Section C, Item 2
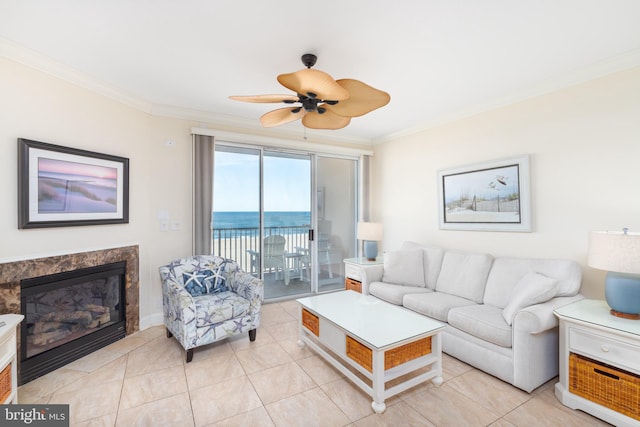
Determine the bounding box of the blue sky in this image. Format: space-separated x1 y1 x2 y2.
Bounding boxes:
213 150 311 212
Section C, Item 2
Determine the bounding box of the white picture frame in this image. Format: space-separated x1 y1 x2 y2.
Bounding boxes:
438 155 531 232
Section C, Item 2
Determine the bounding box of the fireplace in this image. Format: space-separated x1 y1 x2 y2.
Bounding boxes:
0 245 139 385
20 262 127 384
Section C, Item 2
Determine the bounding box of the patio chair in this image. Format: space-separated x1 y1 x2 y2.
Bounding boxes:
247 235 290 285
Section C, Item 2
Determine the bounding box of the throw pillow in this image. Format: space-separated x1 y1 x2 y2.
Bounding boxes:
206 265 228 294
382 249 425 287
183 270 213 297
502 272 559 325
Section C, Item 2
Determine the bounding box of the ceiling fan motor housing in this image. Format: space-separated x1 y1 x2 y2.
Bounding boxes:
301 53 317 68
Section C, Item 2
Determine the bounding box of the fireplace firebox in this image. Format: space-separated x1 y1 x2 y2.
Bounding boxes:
20 261 126 384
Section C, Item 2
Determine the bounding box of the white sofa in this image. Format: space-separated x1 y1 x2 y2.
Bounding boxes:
360 241 584 393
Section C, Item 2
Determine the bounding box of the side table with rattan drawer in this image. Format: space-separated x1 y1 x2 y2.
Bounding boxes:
343 257 383 295
555 300 640 427
0 314 25 404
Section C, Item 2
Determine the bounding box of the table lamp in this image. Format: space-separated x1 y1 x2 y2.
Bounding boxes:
357 222 383 261
588 228 640 319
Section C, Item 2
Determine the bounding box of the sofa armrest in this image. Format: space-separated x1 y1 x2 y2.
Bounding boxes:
513 294 585 334
360 264 384 295
360 264 384 285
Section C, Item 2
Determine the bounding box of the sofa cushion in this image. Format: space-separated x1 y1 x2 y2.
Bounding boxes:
502 273 559 325
193 291 250 327
403 292 476 322
401 241 445 290
448 305 512 348
483 258 581 308
435 250 494 303
382 249 426 287
369 282 432 305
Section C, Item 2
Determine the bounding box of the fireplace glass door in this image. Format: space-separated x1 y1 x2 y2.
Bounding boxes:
20 261 126 383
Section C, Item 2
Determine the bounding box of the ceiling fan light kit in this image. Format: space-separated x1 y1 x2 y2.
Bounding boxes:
229 53 390 130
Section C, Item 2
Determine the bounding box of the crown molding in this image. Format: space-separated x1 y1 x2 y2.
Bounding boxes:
4 36 639 147
151 104 371 146
191 127 373 157
375 48 640 144
0 37 372 146
0 37 154 113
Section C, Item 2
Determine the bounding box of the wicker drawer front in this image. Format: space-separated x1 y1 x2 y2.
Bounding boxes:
570 353 640 421
0 363 11 403
345 278 362 293
346 336 372 372
302 309 319 336
385 337 432 370
570 328 640 373
346 336 433 373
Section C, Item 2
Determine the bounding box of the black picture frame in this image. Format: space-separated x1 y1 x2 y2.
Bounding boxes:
18 138 129 229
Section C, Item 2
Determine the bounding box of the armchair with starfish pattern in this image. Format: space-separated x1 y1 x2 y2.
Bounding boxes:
159 255 264 362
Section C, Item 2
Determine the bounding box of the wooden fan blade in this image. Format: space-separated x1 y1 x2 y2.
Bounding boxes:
277 69 350 101
325 79 390 117
229 94 299 103
260 107 306 127
301 110 351 130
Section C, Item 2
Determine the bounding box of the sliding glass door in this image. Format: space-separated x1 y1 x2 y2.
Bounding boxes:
211 145 261 274
315 156 357 292
262 150 312 299
212 142 357 301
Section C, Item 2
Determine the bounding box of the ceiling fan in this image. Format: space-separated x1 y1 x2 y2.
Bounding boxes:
229 53 390 130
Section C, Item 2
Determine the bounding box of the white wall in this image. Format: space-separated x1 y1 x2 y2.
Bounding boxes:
0 58 193 328
371 66 640 299
4 54 639 317
0 56 364 327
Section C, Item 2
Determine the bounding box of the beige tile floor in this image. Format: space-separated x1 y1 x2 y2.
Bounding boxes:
18 300 612 426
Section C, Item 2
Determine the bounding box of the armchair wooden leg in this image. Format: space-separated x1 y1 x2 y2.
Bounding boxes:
166 328 173 338
186 349 194 363
249 329 257 342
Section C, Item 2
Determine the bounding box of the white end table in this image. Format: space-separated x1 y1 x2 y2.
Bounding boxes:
0 314 25 404
343 257 383 294
554 299 640 426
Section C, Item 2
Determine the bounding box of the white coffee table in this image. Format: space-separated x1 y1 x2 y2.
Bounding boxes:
297 290 445 413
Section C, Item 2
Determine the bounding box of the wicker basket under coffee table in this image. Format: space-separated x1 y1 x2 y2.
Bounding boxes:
297 290 445 414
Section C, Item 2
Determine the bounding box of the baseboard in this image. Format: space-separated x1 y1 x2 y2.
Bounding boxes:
139 312 163 330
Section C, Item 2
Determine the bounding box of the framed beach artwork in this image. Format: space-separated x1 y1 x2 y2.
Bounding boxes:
18 138 129 229
438 155 531 232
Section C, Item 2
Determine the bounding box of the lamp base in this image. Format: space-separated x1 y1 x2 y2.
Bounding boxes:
610 309 640 320
363 240 378 262
605 271 640 320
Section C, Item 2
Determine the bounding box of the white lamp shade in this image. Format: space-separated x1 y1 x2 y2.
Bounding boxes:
357 222 383 241
588 230 640 274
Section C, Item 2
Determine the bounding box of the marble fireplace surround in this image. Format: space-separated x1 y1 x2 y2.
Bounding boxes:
0 245 140 370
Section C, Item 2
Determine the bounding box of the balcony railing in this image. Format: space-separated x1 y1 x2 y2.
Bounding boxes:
212 225 310 274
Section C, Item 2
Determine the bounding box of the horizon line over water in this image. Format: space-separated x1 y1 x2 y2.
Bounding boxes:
213 211 311 234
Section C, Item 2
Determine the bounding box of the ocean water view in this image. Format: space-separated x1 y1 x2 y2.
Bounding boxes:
213 211 310 235
212 211 311 267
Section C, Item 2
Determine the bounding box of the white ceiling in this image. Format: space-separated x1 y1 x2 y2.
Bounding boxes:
2 1 640 145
